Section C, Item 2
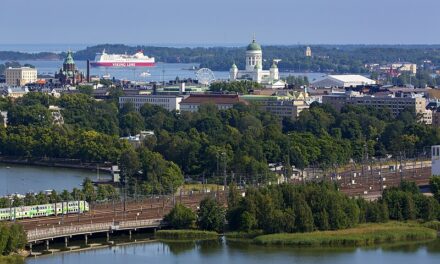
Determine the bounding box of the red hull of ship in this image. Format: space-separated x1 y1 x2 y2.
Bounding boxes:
90 62 155 67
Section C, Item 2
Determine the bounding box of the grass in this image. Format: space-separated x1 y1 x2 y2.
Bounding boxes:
422 220 440 231
253 222 437 247
226 230 265 239
155 230 219 240
182 184 222 192
0 256 24 264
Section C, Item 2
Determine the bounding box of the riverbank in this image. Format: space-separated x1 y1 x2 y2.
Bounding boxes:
0 255 24 264
253 222 437 247
0 157 112 173
156 230 219 240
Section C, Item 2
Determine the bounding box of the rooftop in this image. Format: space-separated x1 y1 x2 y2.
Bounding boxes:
328 75 375 83
180 94 249 105
246 39 262 51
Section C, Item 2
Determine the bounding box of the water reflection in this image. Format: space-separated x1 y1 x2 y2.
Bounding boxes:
26 238 440 264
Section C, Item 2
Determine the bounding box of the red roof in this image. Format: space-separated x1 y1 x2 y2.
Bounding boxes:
180 94 249 105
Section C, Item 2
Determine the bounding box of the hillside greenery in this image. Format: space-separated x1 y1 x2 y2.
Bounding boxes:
1 91 440 193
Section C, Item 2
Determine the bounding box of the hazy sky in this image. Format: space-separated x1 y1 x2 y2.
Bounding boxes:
1 0 439 45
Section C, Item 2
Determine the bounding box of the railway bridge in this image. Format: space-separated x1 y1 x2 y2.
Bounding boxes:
19 192 224 254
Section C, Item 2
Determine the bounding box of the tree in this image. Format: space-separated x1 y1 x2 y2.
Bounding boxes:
82 178 97 202
430 177 440 202
4 224 26 254
294 195 314 232
60 190 72 201
35 192 48 204
120 112 145 136
97 185 109 201
239 211 257 232
49 190 61 203
227 182 241 208
23 193 37 206
197 197 225 232
71 188 85 201
164 204 196 229
119 149 140 185
0 224 10 255
77 85 94 96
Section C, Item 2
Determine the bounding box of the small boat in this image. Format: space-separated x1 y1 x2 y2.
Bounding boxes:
140 71 151 77
102 74 111 79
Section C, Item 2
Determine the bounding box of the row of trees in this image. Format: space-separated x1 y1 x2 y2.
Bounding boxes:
382 180 440 221
209 81 262 94
0 224 26 256
390 70 440 88
0 179 119 208
283 75 310 88
2 91 440 188
227 182 362 233
163 179 440 235
0 125 130 162
226 181 439 234
284 103 440 163
164 196 225 233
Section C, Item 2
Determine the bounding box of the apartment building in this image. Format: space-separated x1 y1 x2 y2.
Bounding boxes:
119 95 183 112
5 67 37 86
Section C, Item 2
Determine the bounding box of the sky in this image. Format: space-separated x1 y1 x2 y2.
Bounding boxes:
1 0 439 46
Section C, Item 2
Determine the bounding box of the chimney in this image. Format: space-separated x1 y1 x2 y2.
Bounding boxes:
179 82 186 93
86 60 90 82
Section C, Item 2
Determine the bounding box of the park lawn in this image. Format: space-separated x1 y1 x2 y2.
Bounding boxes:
156 230 219 240
254 222 437 247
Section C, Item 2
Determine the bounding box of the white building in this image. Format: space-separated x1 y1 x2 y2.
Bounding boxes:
119 95 183 112
305 46 312 57
230 38 286 89
311 75 376 88
432 145 440 176
5 87 29 98
5 67 37 86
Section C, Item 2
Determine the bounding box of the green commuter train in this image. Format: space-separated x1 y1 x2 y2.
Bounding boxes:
0 201 89 221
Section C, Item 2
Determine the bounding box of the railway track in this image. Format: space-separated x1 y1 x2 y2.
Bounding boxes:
17 192 225 232
14 166 432 231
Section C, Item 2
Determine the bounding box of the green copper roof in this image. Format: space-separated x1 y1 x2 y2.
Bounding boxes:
231 63 237 69
64 51 75 65
247 39 262 51
271 62 278 68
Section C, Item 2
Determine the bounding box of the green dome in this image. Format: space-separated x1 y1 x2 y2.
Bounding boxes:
231 63 237 69
247 39 262 51
64 51 75 65
271 62 278 69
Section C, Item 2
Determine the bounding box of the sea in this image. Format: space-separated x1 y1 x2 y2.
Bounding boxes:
0 44 326 83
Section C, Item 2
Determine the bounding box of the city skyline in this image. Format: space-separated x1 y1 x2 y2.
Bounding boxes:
1 0 440 45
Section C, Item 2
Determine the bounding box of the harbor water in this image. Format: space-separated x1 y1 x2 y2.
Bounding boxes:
0 163 108 196
25 238 440 264
0 60 326 83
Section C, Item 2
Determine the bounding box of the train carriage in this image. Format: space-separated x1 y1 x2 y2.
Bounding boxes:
0 200 89 221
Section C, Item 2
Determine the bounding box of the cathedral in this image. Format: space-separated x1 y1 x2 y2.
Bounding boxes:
229 38 286 89
55 51 84 85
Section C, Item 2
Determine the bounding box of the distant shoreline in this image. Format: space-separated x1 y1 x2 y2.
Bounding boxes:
0 156 112 174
